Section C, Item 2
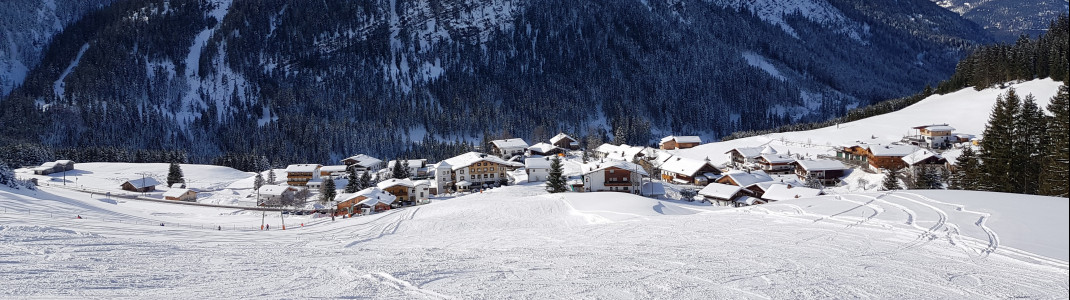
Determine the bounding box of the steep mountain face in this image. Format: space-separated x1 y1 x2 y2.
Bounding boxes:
931 0 1069 41
0 0 991 164
0 0 117 96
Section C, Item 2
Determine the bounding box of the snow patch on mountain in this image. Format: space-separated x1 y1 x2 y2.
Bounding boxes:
742 51 785 81
52 43 89 100
711 0 860 39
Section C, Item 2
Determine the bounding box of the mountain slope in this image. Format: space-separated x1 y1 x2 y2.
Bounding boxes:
1 0 991 163
931 0 1069 41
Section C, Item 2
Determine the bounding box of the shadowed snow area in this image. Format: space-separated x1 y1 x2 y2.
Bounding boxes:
1 184 1067 298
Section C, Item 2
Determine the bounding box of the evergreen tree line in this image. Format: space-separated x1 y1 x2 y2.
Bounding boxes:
950 85 1069 197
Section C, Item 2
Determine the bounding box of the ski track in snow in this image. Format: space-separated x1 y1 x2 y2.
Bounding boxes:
0 184 1067 298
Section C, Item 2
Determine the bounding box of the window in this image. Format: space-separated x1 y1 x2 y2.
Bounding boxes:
490 167 495 171
471 175 476 179
491 174 495 178
460 170 465 174
483 174 488 179
609 169 615 173
610 177 616 182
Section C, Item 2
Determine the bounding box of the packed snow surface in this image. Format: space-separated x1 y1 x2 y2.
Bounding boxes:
1 182 1066 298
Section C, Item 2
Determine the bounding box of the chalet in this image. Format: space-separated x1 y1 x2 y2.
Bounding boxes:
901 149 948 168
340 154 383 171
865 144 919 170
431 152 524 193
716 171 774 187
761 184 822 202
660 135 702 150
525 157 552 182
527 143 565 157
550 133 580 150
754 147 795 174
163 188 197 202
698 183 763 207
903 124 957 149
580 160 648 194
257 185 296 206
725 147 763 168
335 187 397 216
376 178 430 205
657 155 721 186
794 160 848 186
319 165 350 178
285 164 322 186
489 138 530 158
838 142 871 162
121 177 160 193
744 181 780 198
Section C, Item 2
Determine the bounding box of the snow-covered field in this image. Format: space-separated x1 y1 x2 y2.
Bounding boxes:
1 183 1066 298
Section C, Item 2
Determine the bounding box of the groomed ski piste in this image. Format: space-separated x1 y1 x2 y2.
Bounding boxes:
1 181 1067 298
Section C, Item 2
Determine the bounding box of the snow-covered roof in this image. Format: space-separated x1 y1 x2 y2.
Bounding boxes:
320 165 349 173
759 154 795 164
594 143 620 154
285 164 322 173
490 138 530 150
795 160 847 171
726 147 763 158
527 142 561 154
39 162 57 168
550 133 575 144
377 178 415 189
169 183 184 188
525 157 553 169
54 160 73 165
734 196 762 205
441 152 523 170
698 183 742 200
659 156 716 177
868 144 919 157
386 159 427 169
124 177 160 189
355 187 397 206
162 188 193 198
760 146 778 155
581 160 648 176
748 181 780 193
661 135 702 144
412 180 431 187
258 185 292 196
762 184 822 201
901 149 943 165
341 154 382 167
722 171 773 187
916 124 955 132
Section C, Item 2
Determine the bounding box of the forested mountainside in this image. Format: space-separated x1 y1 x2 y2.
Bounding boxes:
0 0 991 165
0 0 118 96
931 0 1069 42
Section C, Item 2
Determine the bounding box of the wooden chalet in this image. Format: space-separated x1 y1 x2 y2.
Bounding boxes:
121 177 160 193
660 135 702 150
550 133 580 150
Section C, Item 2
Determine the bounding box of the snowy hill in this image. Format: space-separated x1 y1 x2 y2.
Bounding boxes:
671 79 1065 166
0 183 1066 297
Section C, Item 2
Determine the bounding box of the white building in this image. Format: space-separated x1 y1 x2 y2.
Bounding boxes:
580 160 649 194
525 157 553 182
376 178 431 204
432 152 524 193
257 185 296 206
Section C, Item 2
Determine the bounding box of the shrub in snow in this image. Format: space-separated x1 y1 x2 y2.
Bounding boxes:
0 163 34 190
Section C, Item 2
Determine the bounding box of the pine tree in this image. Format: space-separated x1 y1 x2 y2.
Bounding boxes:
320 177 337 204
1041 83 1070 197
546 157 567 193
166 162 184 187
950 147 981 190
253 173 265 191
882 167 903 191
359 170 373 190
267 169 277 185
1014 94 1046 194
582 149 590 163
344 166 361 193
979 90 1020 192
400 159 412 178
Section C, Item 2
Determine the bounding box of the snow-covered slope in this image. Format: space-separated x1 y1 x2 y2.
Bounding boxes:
1 183 1066 298
672 79 1064 165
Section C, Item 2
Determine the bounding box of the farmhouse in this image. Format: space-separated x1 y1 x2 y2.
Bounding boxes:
580 160 648 194
163 188 197 202
550 133 580 150
319 165 350 178
716 171 774 187
432 152 524 193
257 185 296 206
376 178 430 205
725 147 763 168
31 160 75 175
865 144 919 170
698 183 763 207
525 157 552 182
903 124 957 149
335 187 397 216
340 154 383 171
285 164 322 186
901 149 948 168
489 138 530 158
121 177 160 193
527 143 565 157
660 135 702 150
657 155 721 186
794 160 848 186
